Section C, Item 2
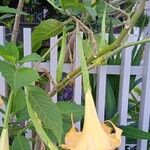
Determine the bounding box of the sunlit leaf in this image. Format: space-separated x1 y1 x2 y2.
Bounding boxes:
25 87 58 150
27 86 63 144
19 53 44 65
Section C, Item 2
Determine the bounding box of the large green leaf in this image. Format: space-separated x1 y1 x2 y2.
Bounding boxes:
19 53 44 65
27 86 63 144
11 135 31 150
12 89 26 113
0 6 28 15
14 68 39 91
0 61 39 91
0 42 19 63
25 87 58 150
32 19 64 52
121 126 150 140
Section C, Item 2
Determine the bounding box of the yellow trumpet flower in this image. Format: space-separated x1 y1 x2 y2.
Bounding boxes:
61 89 122 150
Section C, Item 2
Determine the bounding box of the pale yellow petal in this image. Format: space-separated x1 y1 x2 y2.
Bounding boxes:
61 89 122 150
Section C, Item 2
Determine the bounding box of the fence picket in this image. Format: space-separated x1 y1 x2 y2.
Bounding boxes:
49 36 58 102
137 39 150 150
96 66 107 121
118 46 132 150
0 26 7 127
23 28 33 142
73 33 82 129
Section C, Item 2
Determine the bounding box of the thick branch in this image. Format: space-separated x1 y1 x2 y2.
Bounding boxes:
11 0 25 43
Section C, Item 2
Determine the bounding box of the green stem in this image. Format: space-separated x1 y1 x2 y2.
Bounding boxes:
49 36 149 97
49 0 145 97
3 90 14 129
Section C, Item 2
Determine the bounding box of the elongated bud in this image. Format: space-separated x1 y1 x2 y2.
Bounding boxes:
0 128 9 150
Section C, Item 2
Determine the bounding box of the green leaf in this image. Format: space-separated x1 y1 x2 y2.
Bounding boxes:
0 14 15 20
56 26 67 83
16 108 29 122
11 135 31 150
47 0 63 13
83 39 93 58
121 126 150 140
28 86 63 144
57 101 84 121
77 32 90 93
61 0 85 11
0 6 28 15
0 61 39 91
0 60 16 88
99 6 106 50
19 53 44 65
105 78 117 119
84 5 97 18
14 68 39 91
25 87 58 150
32 19 64 52
12 89 26 113
0 42 19 63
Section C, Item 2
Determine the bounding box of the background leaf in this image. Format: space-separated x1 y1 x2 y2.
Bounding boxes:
32 19 64 51
12 89 26 113
19 53 44 65
0 6 28 15
11 135 31 150
121 126 150 140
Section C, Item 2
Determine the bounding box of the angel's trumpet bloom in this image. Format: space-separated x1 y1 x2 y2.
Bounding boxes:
61 89 122 150
0 128 9 150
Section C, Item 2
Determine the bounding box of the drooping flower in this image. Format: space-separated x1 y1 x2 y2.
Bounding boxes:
61 89 122 150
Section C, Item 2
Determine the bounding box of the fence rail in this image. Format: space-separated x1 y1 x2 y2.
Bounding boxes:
0 25 150 150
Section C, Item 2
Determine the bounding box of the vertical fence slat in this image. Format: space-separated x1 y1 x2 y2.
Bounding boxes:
0 26 7 127
23 28 32 67
0 26 7 97
50 37 58 102
118 45 132 150
23 28 32 142
137 40 150 150
96 66 107 121
73 33 82 129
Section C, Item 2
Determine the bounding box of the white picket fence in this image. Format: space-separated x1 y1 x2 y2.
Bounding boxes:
0 2 150 149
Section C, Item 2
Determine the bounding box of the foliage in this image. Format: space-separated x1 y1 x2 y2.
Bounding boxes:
0 0 150 149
